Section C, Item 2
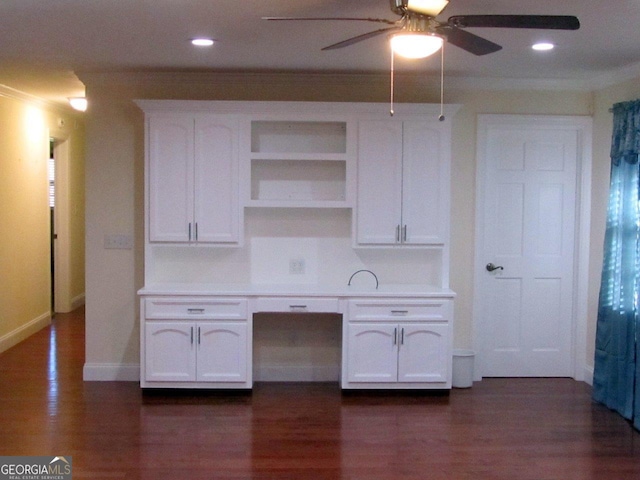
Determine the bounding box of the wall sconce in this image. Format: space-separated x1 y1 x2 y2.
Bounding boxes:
68 97 88 112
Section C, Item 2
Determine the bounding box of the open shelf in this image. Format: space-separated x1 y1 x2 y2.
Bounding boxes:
250 159 347 206
251 121 347 154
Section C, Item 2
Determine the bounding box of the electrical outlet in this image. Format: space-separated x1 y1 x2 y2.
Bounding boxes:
104 234 133 250
289 258 305 275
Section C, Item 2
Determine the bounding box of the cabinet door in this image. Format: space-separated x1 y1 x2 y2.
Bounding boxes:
397 323 449 383
148 115 194 242
196 322 248 382
194 117 240 243
356 120 403 245
401 122 445 245
145 321 196 381
346 323 398 382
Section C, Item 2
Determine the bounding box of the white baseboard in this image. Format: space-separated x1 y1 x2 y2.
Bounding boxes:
83 363 140 381
71 293 85 310
0 311 51 354
254 365 340 382
583 364 594 386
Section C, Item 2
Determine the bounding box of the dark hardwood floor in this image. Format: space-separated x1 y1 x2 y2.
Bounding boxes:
1 307 639 479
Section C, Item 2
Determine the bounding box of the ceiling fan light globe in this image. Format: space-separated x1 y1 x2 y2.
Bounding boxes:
390 33 443 58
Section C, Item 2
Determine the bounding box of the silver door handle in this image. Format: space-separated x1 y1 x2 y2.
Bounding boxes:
486 263 504 272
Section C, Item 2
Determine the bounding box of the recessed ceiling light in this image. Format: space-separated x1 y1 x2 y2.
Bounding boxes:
191 38 215 47
532 42 554 51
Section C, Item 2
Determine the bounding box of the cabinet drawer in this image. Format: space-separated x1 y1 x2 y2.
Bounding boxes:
254 297 339 314
145 297 247 320
348 299 450 322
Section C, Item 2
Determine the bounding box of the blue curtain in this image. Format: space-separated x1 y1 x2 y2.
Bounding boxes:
593 99 640 430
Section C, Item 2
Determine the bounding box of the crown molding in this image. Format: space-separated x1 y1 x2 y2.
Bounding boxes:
78 61 640 95
0 83 79 116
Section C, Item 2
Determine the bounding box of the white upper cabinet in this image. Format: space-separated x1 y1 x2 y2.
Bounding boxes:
194 116 240 243
356 119 449 247
148 115 194 243
148 114 240 244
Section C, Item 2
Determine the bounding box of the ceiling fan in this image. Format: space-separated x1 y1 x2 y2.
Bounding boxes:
264 0 580 118
264 0 580 58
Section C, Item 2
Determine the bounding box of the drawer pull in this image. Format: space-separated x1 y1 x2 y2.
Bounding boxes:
391 310 409 316
289 305 308 311
187 308 205 314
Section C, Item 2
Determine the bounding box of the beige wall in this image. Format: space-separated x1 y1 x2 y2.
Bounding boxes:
82 70 621 380
0 93 85 352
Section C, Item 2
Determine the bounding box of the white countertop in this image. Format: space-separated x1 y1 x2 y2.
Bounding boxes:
138 283 456 298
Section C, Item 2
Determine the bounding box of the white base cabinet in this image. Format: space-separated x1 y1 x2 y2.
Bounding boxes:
140 297 251 389
342 299 452 389
145 321 248 383
139 288 454 390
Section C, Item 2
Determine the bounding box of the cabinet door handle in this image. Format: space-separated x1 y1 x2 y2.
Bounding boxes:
402 225 407 243
394 327 398 345
195 222 198 241
396 225 400 243
190 326 194 345
188 223 192 242
198 326 201 345
401 328 405 345
187 308 205 314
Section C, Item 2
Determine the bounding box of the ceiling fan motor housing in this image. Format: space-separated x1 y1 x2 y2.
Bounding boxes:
390 0 449 17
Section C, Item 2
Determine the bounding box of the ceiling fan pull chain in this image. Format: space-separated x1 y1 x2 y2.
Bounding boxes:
439 42 445 122
390 47 395 116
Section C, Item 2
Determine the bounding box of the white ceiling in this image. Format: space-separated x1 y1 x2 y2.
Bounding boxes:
1 0 639 107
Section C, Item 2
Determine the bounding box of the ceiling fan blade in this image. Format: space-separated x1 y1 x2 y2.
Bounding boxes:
436 26 502 56
448 15 580 30
321 27 401 51
262 17 397 26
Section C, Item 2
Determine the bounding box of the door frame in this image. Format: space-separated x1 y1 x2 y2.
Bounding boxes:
472 114 593 382
50 135 73 313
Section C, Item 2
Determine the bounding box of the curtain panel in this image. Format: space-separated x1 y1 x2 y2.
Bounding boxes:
593 99 640 430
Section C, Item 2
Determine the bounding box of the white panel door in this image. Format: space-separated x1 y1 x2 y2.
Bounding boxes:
346 323 398 382
398 323 449 383
356 121 403 245
196 322 247 382
145 321 195 382
402 122 445 245
194 116 239 243
148 115 194 242
476 119 579 377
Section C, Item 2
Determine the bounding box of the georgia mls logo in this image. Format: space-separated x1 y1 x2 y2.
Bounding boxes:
0 456 72 480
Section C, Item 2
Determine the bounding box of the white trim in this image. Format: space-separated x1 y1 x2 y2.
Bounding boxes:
83 363 140 381
583 364 594 386
572 120 593 381
0 83 80 116
0 312 51 354
254 365 340 382
71 293 86 310
473 115 593 381
79 67 640 93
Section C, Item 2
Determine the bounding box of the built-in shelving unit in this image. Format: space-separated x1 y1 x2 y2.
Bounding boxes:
246 120 353 208
135 100 459 390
